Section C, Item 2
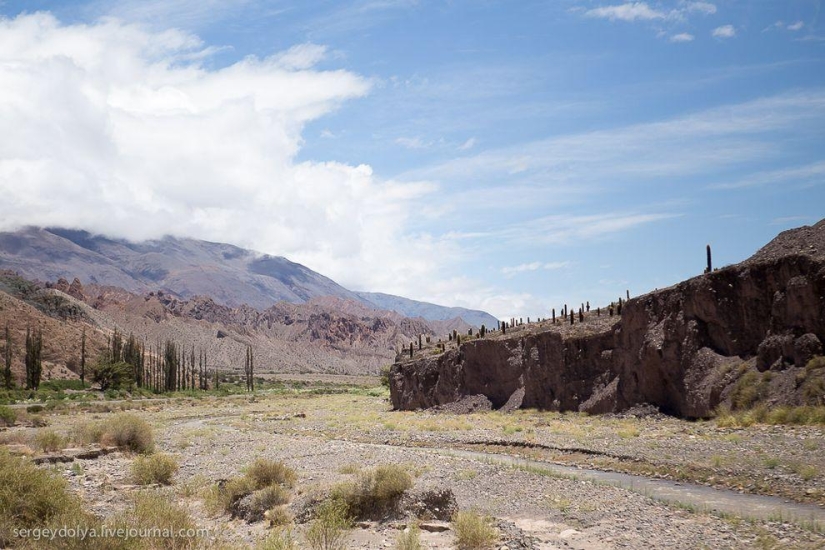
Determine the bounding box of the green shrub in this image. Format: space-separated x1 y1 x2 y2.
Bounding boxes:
253 484 290 510
0 405 16 427
453 510 498 550
333 464 413 519
306 499 351 550
131 453 178 485
730 370 768 410
35 428 68 452
92 360 134 391
247 458 297 489
0 450 82 546
380 366 391 388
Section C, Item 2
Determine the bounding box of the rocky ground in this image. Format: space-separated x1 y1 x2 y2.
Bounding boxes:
4 386 825 549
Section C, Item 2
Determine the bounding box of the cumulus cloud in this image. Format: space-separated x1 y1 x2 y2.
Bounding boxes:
584 1 716 23
584 2 666 22
787 21 805 31
0 12 449 295
712 24 736 38
684 2 717 16
670 32 695 42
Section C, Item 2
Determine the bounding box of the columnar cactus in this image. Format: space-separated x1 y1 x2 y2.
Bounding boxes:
706 244 712 274
552 309 555 323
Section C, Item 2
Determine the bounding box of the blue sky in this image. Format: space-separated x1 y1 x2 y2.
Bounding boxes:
0 1 823 319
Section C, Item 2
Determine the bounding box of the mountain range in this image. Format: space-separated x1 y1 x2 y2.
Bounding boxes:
0 227 497 327
0 227 497 378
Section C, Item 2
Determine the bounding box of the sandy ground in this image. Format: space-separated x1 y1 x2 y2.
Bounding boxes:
6 388 825 549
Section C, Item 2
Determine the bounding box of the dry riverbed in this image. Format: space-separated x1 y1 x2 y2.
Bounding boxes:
4 386 825 549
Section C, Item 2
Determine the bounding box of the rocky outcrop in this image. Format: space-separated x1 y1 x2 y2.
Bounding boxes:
390 220 825 418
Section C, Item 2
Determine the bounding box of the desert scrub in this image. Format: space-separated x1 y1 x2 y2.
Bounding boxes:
131 453 179 485
716 405 825 427
247 458 297 489
35 428 69 452
730 370 769 410
395 522 423 550
0 449 103 547
112 491 201 550
0 404 16 426
257 529 297 550
266 506 293 527
76 413 154 453
332 464 413 519
213 476 256 513
306 499 351 550
453 510 498 549
253 484 291 510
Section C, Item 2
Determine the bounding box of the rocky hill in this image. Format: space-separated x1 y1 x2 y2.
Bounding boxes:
389 219 825 418
0 227 495 327
0 271 453 381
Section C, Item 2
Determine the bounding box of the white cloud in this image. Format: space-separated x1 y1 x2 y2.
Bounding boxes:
787 21 804 31
458 137 477 151
584 1 715 23
685 2 716 15
395 136 430 149
0 12 454 298
404 91 825 190
711 161 825 189
448 213 680 248
712 24 736 38
584 2 666 22
501 261 571 277
670 32 695 42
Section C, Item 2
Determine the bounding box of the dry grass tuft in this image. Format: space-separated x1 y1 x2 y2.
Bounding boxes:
247 458 297 489
306 499 351 550
452 509 498 549
76 413 154 453
131 453 179 485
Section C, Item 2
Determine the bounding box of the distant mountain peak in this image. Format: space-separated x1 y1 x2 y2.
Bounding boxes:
0 227 497 327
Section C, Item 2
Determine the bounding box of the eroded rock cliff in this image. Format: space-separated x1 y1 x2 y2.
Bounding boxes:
390 220 825 418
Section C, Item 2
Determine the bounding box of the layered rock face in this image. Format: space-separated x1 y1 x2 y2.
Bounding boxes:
390 220 825 418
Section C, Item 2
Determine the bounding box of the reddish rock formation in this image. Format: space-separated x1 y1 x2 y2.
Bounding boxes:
390 220 825 418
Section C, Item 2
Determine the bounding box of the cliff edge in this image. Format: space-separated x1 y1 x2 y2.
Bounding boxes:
389 220 825 418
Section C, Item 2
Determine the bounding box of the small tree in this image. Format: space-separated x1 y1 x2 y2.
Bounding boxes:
244 346 254 392
80 328 86 386
3 323 12 390
93 358 134 391
25 327 42 390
